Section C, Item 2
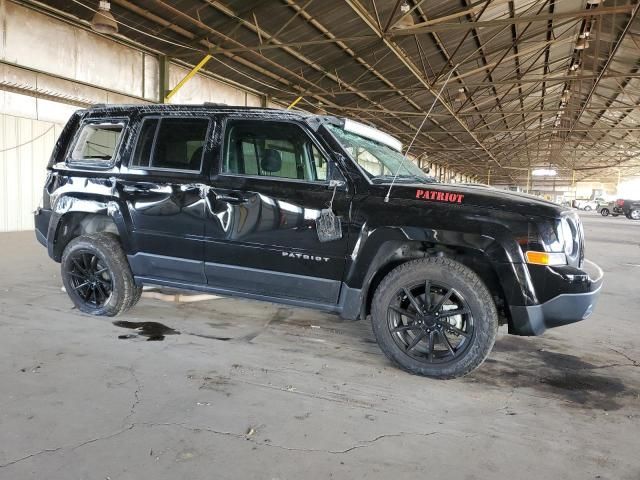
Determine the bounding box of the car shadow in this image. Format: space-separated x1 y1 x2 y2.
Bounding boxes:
465 335 637 411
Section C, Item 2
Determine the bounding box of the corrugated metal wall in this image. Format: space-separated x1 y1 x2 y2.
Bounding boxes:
0 114 62 232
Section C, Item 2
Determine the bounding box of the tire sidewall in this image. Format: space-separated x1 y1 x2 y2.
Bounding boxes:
601 209 609 216
371 258 498 379
61 235 129 316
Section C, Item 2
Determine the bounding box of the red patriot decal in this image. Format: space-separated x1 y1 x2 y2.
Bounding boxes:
415 189 465 204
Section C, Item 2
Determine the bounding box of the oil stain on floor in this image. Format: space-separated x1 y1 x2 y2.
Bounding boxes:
113 321 180 341
465 336 637 411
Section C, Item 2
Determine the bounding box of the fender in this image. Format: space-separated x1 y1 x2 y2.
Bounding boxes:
46 177 133 260
343 218 538 320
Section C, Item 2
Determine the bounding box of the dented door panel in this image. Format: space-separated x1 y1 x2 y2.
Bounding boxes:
203 176 350 303
118 176 206 283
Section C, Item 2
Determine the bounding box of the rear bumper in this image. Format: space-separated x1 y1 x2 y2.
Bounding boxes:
509 259 603 336
34 207 52 248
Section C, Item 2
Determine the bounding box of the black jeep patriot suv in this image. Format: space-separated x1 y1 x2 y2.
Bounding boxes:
35 105 603 378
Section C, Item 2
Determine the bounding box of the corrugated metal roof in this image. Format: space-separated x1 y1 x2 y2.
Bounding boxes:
25 0 640 184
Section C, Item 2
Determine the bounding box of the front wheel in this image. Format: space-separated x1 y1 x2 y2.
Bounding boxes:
371 257 498 379
61 233 138 316
600 208 610 216
630 209 640 220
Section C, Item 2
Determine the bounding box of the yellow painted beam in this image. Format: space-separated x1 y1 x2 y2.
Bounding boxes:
286 96 303 110
164 54 212 102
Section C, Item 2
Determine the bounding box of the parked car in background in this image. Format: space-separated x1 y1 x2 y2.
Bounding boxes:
612 199 640 220
597 201 615 217
576 198 605 211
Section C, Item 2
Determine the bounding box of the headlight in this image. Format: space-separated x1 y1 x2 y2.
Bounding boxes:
523 217 577 266
559 217 575 256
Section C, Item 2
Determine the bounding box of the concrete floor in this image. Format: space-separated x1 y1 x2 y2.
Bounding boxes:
0 211 638 480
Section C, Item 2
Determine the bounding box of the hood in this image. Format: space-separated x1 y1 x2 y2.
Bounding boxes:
375 183 566 219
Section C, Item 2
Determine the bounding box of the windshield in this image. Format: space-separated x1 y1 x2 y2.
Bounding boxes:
326 124 437 184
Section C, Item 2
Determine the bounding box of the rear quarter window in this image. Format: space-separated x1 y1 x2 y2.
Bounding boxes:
68 122 124 167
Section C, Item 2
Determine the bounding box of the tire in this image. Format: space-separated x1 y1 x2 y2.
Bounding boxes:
584 205 592 211
600 208 609 217
630 209 640 221
371 257 498 379
129 285 144 309
61 233 137 316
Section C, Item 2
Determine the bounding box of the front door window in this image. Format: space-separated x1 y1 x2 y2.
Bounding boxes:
223 121 327 182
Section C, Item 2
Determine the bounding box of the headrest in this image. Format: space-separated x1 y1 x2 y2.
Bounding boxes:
261 149 281 173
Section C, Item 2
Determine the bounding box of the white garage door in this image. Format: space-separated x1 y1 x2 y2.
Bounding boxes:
0 114 62 232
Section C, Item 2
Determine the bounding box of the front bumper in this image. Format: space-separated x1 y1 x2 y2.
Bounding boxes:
509 259 604 336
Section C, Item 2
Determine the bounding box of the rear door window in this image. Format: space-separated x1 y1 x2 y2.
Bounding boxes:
131 117 210 172
131 119 158 168
69 122 124 166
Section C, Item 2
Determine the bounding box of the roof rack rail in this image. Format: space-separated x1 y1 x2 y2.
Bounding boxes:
203 102 228 107
89 103 107 109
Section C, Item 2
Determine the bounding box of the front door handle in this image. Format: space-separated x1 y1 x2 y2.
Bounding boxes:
215 192 245 204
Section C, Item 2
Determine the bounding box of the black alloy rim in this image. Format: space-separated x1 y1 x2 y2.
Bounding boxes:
67 251 113 308
387 280 474 364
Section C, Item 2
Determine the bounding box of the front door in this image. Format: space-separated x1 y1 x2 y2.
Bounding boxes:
203 118 351 304
118 115 213 284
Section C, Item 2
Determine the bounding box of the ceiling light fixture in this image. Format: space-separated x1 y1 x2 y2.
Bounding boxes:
91 1 118 34
575 34 590 50
397 2 415 28
532 168 557 177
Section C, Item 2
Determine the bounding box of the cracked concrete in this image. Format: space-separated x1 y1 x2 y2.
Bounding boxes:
1 211 639 479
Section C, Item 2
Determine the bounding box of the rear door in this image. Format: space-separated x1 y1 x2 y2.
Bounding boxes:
203 117 351 304
118 115 213 284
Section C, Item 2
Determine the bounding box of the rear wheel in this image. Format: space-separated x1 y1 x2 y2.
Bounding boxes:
600 208 610 216
371 257 498 379
584 205 592 211
61 233 137 316
630 209 640 220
